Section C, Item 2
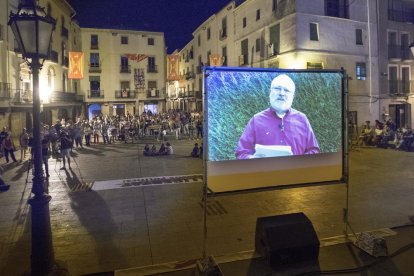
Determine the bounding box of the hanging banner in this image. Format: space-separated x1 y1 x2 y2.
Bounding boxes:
134 68 145 90
209 54 223 66
167 54 180 81
68 52 84 79
124 54 148 62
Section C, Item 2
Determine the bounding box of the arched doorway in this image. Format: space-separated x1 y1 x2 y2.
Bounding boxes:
88 104 102 119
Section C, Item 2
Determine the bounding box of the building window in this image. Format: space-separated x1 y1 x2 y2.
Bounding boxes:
91 34 98 49
207 27 211 40
198 35 201 46
269 24 280 56
356 29 363 45
121 56 129 71
148 56 157 72
256 9 261 21
356 62 366 80
325 0 349 19
272 0 277 11
121 36 128 44
148 37 155 45
243 17 247 28
310 23 319 41
90 53 100 67
256 38 261 52
207 50 211 65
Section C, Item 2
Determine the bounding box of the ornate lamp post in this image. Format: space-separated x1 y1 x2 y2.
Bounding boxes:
8 0 56 275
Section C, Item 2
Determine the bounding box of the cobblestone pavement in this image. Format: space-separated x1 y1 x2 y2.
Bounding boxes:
0 141 413 275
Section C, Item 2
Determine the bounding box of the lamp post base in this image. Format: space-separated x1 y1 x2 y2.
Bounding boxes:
28 193 54 276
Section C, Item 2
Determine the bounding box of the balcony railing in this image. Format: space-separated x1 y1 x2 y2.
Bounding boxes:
146 89 161 98
89 64 101 73
61 26 68 39
115 90 137 99
147 65 158 73
88 89 104 98
120 65 131 73
12 89 32 103
0 83 11 99
388 80 414 96
49 91 82 103
219 28 227 40
91 43 99 50
388 44 401 60
62 56 69 67
49 50 59 63
185 72 195 80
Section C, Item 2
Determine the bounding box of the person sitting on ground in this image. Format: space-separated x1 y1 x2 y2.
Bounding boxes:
191 143 199 157
356 122 373 146
143 144 151 156
158 143 167 155
166 142 173 155
151 144 158 156
199 143 203 159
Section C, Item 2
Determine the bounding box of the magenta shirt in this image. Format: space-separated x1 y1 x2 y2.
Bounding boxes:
235 108 319 159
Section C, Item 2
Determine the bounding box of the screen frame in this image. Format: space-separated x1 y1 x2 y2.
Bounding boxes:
202 66 349 195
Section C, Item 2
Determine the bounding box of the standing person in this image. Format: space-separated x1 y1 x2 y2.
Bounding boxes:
93 120 100 144
41 136 50 178
2 134 17 163
235 74 319 159
0 127 9 154
196 119 203 140
59 131 72 170
74 123 83 148
84 121 92 146
101 121 110 144
19 128 30 162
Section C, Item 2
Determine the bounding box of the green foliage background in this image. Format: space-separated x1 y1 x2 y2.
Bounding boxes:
206 70 343 161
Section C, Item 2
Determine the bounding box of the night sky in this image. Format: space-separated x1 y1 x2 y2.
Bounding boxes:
68 0 230 53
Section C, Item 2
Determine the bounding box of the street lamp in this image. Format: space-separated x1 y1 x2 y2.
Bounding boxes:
8 0 56 275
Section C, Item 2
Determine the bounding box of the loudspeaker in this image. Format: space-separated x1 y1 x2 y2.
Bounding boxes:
255 212 320 266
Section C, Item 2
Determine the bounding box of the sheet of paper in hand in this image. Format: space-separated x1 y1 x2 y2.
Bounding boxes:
254 144 293 157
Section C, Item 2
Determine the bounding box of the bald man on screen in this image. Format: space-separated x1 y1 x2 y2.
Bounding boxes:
235 74 319 159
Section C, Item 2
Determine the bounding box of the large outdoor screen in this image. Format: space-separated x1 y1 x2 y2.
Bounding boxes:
204 67 345 193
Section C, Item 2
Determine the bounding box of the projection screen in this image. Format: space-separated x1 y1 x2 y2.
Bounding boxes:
204 67 346 193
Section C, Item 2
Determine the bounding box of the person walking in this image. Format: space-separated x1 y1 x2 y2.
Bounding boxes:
19 128 30 162
2 134 17 163
41 136 50 178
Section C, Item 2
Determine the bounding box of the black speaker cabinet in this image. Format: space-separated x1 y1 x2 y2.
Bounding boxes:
255 212 320 266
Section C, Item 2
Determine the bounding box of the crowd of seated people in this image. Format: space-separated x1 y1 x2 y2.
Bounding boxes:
143 142 173 156
354 119 414 151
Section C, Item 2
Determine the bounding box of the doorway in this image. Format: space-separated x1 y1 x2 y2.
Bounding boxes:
389 103 411 128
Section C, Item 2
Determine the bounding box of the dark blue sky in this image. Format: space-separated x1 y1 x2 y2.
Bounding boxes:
68 0 230 53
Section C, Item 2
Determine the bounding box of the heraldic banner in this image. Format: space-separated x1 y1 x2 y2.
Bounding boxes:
68 52 84 79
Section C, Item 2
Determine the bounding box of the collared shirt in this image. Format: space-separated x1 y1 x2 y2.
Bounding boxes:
235 108 319 159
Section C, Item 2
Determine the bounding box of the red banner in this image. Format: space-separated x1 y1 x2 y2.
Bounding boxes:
168 55 180 81
124 54 148 62
68 52 84 79
210 54 223 66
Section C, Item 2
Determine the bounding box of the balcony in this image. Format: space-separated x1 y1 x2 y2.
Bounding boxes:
115 90 137 99
88 90 104 98
401 47 412 60
62 56 69 67
120 65 131 73
146 89 161 98
185 71 195 80
388 80 414 96
12 89 32 103
49 50 59 63
89 64 101 73
0 83 11 99
147 65 158 73
219 28 227 40
61 26 68 39
239 54 248 66
91 43 99 50
49 91 83 103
